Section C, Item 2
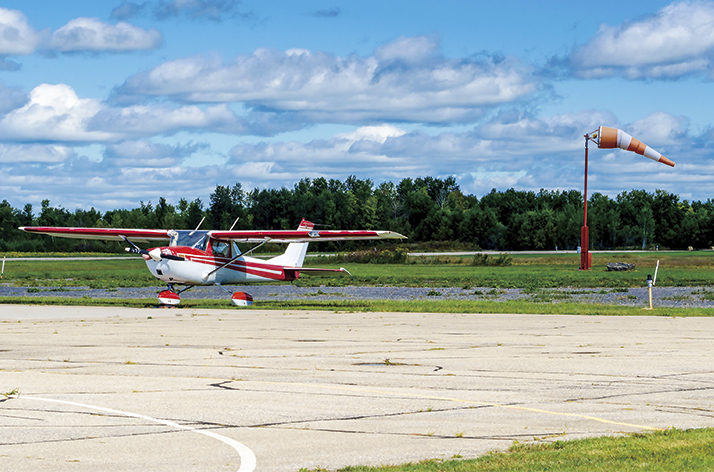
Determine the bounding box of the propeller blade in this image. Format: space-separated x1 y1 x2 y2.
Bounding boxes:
120 235 160 261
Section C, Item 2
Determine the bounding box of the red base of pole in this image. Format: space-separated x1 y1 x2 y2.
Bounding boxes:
580 226 591 270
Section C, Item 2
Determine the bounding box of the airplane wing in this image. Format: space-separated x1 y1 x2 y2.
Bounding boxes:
208 229 406 243
19 227 171 244
19 226 406 244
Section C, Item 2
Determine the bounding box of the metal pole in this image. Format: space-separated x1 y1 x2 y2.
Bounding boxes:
580 135 591 270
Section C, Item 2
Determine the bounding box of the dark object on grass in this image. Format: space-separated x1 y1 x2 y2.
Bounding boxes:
607 262 635 271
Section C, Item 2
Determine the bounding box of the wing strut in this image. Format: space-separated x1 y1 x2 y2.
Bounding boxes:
202 239 269 281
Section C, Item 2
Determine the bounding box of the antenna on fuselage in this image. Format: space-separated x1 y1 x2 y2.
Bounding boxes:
229 217 240 231
189 217 205 236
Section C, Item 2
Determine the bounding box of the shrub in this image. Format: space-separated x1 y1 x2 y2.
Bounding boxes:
471 254 513 267
343 247 408 264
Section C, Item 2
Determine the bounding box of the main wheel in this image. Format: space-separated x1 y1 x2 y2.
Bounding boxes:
231 292 253 306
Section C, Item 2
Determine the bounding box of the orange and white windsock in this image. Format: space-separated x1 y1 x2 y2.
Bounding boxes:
592 126 675 167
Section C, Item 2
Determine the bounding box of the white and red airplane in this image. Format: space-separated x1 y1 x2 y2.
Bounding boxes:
20 219 405 306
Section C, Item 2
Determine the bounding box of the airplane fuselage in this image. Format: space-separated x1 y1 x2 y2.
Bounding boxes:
143 246 298 286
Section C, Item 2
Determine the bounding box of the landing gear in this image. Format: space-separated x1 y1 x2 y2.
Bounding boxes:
157 284 193 306
231 292 253 306
157 284 253 307
216 283 253 307
158 290 181 306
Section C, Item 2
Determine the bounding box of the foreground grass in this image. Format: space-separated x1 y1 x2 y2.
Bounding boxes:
1 296 713 317
300 428 714 472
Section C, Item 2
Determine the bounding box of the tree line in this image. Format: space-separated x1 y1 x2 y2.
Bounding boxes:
1 176 713 252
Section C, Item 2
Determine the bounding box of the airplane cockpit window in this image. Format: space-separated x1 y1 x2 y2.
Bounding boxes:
212 240 230 257
231 241 241 257
192 236 208 251
171 230 208 250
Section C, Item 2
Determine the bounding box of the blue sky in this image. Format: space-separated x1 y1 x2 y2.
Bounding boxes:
1 0 713 212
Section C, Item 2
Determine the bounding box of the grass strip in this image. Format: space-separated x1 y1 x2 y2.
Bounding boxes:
2 296 713 317
300 427 714 472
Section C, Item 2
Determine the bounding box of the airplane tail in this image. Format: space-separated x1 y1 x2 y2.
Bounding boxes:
266 218 313 268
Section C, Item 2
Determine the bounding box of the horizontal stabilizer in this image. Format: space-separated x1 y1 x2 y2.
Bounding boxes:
209 229 405 243
283 267 351 278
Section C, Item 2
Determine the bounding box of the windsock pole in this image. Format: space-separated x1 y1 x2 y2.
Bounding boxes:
580 126 675 270
580 135 591 270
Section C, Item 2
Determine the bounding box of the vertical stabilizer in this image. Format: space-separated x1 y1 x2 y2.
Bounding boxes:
267 219 313 267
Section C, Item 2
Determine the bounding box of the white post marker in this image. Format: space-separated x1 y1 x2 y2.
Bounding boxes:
1 256 5 278
653 260 660 286
647 260 660 310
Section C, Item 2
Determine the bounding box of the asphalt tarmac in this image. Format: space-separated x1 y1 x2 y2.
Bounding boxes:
1 305 713 471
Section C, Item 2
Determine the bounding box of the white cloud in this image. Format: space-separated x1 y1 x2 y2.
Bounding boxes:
335 124 407 144
50 17 162 53
0 154 225 210
0 83 257 143
103 140 207 167
89 103 242 136
0 111 708 211
0 84 116 142
373 35 440 65
113 36 539 124
0 143 74 163
0 9 161 57
570 1 714 79
225 111 698 200
627 112 689 146
0 8 43 55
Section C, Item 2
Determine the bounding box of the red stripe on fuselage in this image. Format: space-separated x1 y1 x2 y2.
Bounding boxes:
162 247 290 281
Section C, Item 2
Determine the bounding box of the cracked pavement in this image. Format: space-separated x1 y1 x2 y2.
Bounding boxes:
1 305 713 471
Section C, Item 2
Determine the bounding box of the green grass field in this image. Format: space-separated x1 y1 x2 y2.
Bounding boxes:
300 428 714 472
2 251 714 318
3 251 714 290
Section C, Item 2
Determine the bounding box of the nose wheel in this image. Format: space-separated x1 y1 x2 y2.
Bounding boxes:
158 289 181 306
157 284 193 306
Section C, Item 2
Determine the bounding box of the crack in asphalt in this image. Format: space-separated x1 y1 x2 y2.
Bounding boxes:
565 385 714 402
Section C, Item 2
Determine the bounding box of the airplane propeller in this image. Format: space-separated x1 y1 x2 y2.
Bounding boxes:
120 235 186 262
121 235 162 261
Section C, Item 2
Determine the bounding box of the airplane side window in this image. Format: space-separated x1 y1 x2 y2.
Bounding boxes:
212 240 230 257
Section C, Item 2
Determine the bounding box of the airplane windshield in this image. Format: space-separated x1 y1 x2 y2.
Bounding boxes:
170 230 209 250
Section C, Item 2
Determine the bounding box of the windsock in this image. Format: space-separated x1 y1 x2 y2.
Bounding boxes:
591 126 675 167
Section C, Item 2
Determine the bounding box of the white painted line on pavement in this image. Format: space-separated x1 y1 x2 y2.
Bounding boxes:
22 396 257 472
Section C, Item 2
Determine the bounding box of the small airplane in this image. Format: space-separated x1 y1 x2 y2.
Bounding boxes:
20 219 405 306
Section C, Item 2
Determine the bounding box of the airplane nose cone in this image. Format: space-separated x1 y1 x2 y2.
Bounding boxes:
148 248 162 262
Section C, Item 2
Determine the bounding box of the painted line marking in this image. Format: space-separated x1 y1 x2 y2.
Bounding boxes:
21 396 257 472
249 381 662 431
